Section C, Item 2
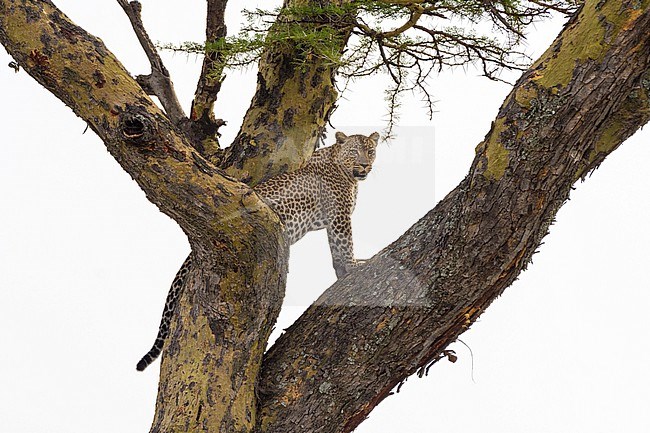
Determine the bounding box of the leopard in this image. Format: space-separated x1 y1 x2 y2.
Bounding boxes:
136 131 380 371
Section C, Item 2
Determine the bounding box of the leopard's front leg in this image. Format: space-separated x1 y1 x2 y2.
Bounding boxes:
326 214 361 279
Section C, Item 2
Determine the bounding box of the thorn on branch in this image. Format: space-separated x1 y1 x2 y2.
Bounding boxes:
8 61 19 73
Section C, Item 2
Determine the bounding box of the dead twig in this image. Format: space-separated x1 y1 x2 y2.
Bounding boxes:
117 0 186 125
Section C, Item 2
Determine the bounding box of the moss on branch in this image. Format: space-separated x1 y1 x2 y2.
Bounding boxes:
533 0 650 88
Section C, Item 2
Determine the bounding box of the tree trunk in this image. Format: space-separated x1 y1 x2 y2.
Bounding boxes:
1 0 649 432
0 1 287 431
150 240 288 433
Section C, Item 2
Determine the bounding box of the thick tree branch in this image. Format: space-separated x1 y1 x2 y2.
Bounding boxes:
377 4 425 38
0 1 288 431
0 0 276 248
117 0 187 125
257 1 650 431
220 0 356 184
185 0 229 160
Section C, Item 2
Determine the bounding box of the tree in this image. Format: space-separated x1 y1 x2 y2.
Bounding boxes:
1 0 649 432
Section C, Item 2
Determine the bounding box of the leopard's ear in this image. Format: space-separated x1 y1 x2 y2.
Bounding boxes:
369 132 380 143
335 131 348 144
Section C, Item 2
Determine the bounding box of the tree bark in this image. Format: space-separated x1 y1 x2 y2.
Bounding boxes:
1 0 649 433
185 0 228 159
117 0 187 127
0 1 287 432
220 0 354 184
255 1 650 431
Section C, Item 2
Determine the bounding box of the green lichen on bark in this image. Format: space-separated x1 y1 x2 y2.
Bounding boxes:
155 250 286 433
5 1 650 433
157 301 235 432
2 7 288 432
1 0 287 241
222 50 340 184
513 84 541 109
0 1 143 128
482 117 510 180
533 0 650 89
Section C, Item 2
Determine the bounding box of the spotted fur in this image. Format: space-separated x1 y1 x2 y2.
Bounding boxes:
136 131 379 371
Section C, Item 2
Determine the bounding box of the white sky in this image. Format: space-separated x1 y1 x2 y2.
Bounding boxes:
1 2 649 432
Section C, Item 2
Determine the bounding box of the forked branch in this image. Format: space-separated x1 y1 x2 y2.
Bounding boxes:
0 0 276 254
189 0 576 136
117 0 186 125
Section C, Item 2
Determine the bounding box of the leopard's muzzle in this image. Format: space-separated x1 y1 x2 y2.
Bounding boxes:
353 165 371 180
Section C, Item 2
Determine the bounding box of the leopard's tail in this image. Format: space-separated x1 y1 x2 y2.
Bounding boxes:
136 255 193 371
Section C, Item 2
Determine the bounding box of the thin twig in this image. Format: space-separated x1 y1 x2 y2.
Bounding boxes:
456 339 476 383
481 0 525 38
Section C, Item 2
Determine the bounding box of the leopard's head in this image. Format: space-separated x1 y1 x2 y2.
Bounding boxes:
334 131 380 181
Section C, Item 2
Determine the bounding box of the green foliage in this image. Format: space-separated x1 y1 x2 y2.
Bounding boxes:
159 0 579 131
159 4 354 79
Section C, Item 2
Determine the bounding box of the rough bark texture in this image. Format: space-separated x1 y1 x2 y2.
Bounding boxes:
2 0 649 433
0 0 258 240
118 0 187 126
151 238 288 433
255 1 650 431
0 1 286 432
185 0 228 160
220 0 354 185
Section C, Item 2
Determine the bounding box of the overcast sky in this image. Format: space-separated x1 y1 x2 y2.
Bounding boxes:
1 2 649 432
